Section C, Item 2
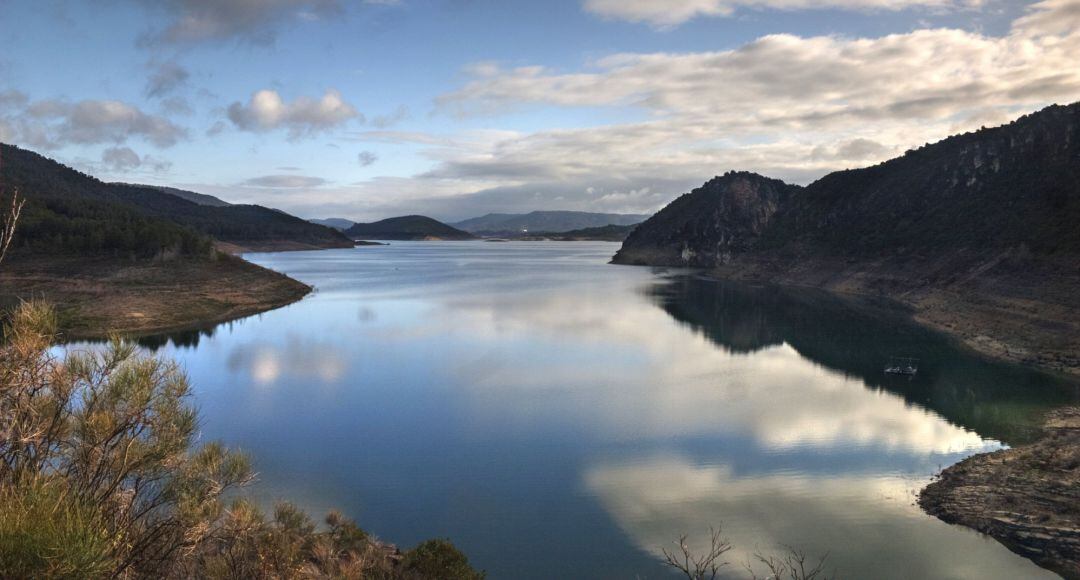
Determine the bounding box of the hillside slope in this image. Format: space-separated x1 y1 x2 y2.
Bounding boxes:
145 185 232 207
613 103 1080 375
2 144 353 254
0 144 325 337
346 215 475 240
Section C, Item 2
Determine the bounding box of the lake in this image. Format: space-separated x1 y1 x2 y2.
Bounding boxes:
93 241 1080 578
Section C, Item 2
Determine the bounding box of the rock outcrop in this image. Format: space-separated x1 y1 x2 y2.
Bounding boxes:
612 172 798 267
920 408 1080 580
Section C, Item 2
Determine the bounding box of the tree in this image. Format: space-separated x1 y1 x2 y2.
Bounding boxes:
660 527 835 580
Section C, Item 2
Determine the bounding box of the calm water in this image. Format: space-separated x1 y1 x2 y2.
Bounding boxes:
81 242 1080 578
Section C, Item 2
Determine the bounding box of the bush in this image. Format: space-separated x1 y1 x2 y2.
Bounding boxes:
0 301 482 579
403 539 486 580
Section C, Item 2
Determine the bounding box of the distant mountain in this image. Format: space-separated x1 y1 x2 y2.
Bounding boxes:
528 224 638 241
309 218 355 231
1 143 354 256
148 185 232 207
452 211 649 235
345 215 475 240
613 102 1080 375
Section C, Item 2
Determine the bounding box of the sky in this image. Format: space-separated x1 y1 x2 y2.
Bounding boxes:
0 0 1078 222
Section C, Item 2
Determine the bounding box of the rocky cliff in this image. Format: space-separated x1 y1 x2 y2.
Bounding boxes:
612 172 798 266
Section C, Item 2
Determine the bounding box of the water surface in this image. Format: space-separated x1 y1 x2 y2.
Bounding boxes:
98 242 1080 578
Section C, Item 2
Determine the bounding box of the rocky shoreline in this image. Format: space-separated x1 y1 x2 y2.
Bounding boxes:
920 408 1080 579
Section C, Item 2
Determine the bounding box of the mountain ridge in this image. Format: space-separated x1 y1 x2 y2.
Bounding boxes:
613 102 1080 376
1 143 353 255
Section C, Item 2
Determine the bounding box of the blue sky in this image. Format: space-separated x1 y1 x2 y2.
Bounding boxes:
0 0 1076 221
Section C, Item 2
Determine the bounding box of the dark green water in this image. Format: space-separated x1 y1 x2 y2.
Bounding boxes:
81 241 1078 578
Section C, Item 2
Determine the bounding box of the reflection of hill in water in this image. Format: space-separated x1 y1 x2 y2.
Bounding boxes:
70 319 241 351
650 276 1079 445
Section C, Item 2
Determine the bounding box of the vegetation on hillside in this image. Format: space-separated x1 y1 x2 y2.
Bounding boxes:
345 215 475 240
452 211 648 235
616 102 1080 267
0 143 351 258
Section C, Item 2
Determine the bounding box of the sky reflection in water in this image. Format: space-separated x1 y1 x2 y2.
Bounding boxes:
89 242 1077 579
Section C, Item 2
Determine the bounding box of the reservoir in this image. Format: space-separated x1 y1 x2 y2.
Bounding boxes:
112 241 1078 579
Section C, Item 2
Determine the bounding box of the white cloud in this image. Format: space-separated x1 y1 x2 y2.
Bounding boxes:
382 0 1080 217
583 0 981 28
227 89 361 140
1 97 188 150
101 146 142 171
100 146 173 173
136 0 342 46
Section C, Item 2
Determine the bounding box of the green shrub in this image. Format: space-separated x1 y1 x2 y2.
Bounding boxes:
404 539 486 580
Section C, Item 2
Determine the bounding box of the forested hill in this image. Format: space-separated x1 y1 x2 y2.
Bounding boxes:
453 211 648 234
1 143 353 257
346 215 475 240
614 102 1080 268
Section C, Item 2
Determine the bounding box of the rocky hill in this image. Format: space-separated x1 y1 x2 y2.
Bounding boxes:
613 102 1080 375
346 215 475 240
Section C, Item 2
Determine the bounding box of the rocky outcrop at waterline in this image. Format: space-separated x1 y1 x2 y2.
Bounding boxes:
919 408 1080 580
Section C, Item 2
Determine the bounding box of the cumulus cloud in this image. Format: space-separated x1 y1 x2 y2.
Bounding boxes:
397 0 1080 217
136 0 342 46
242 175 328 188
227 89 361 139
101 146 142 171
145 61 190 98
1 97 188 150
100 146 173 173
357 151 378 167
583 0 981 28
187 1 1080 221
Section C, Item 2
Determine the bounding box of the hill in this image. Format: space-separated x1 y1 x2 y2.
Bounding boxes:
145 185 232 207
309 218 355 231
613 102 1080 376
524 224 638 241
346 215 475 240
452 211 648 235
1 143 353 255
0 143 339 338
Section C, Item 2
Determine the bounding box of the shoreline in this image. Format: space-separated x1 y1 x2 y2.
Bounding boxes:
626 252 1080 378
0 253 311 340
920 408 1080 580
673 264 1080 576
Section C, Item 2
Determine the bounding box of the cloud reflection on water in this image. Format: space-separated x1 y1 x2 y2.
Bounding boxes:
584 454 1056 579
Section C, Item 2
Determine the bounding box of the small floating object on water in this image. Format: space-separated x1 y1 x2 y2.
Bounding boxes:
884 356 919 376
